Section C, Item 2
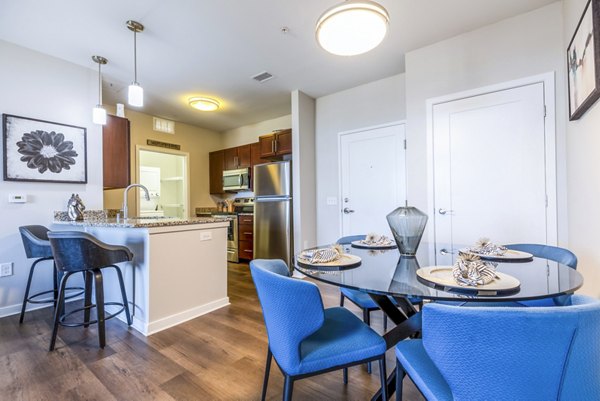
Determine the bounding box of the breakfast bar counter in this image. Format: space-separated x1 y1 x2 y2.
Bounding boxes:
52 216 231 336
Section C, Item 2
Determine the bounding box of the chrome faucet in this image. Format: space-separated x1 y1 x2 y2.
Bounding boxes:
122 184 150 220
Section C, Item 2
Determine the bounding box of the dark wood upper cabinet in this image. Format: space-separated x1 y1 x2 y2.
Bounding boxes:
237 144 251 168
224 148 239 170
250 142 263 168
103 115 130 189
209 150 225 194
258 129 292 159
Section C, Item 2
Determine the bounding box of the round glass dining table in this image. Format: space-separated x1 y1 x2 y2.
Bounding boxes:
294 244 584 401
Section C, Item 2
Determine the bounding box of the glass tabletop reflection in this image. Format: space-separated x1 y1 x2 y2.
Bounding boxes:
295 244 584 302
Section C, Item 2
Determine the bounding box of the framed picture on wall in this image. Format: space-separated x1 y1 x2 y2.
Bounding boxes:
3 114 87 183
568 0 600 120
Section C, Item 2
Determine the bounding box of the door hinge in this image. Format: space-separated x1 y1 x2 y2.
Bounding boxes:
403 139 407 150
545 194 548 208
543 105 547 118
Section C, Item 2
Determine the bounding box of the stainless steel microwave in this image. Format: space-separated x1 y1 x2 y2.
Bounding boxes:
223 168 250 191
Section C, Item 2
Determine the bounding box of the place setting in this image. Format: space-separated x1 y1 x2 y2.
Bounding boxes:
296 244 362 272
350 232 397 250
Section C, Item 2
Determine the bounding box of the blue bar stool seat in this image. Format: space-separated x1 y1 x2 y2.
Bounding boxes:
47 231 133 351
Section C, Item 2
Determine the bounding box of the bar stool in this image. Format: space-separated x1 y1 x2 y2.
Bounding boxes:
47 231 133 351
18 225 84 323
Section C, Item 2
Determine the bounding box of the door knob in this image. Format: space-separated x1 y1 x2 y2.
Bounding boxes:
438 208 454 215
343 207 355 214
439 248 456 255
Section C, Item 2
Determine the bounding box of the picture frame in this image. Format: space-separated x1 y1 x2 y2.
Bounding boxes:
3 114 87 183
567 0 600 120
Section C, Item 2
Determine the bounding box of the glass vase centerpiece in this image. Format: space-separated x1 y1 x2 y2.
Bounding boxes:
386 206 428 255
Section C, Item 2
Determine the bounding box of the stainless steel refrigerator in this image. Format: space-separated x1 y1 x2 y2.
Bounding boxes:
253 161 293 268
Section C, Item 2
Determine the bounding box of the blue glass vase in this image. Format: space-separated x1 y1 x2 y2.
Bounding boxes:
386 206 428 255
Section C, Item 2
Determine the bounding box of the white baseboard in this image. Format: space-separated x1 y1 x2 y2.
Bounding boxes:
0 296 84 319
105 297 230 336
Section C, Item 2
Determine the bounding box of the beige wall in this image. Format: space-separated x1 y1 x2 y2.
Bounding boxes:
103 108 223 216
563 0 600 298
221 114 291 148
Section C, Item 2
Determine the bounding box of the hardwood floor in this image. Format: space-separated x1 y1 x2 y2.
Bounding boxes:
0 263 424 400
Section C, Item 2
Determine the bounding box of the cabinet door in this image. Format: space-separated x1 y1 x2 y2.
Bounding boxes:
209 150 225 194
251 142 263 166
224 148 239 170
259 134 276 158
237 144 251 168
103 115 130 189
275 129 292 155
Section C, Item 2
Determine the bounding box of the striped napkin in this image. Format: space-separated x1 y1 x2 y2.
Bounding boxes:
299 247 342 264
359 233 394 246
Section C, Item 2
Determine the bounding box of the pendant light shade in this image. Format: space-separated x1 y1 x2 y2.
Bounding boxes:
316 0 389 56
127 20 144 107
92 55 108 125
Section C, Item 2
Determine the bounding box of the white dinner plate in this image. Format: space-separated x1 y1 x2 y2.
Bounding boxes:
350 240 397 250
297 253 361 269
416 266 521 294
460 249 533 261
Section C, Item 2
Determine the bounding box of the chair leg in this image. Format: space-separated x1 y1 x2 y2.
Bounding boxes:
83 271 93 328
53 262 59 308
343 367 348 384
19 258 39 323
379 357 388 401
283 375 294 401
396 360 406 400
113 265 132 325
93 269 106 349
49 272 72 351
261 348 272 401
363 309 372 374
383 314 387 331
340 292 345 307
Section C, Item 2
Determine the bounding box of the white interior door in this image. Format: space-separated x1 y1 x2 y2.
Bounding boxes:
340 124 406 238
433 82 551 265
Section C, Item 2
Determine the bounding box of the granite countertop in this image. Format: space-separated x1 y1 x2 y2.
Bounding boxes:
54 210 232 228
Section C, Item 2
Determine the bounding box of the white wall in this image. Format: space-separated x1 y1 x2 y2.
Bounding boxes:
404 3 568 245
221 114 291 148
563 0 600 297
291 91 317 254
315 73 406 243
0 40 102 316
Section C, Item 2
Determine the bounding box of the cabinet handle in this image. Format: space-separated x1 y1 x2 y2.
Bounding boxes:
271 140 275 154
243 232 252 235
244 249 253 253
274 139 278 153
234 156 238 167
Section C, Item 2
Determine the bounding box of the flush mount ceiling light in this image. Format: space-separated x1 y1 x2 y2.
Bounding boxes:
316 0 389 56
188 97 220 112
92 55 108 125
127 20 144 107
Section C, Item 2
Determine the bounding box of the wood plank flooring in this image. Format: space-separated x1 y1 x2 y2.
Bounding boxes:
0 263 424 400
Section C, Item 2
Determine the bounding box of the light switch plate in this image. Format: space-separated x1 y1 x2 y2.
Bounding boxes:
326 197 337 206
0 263 13 277
200 232 212 241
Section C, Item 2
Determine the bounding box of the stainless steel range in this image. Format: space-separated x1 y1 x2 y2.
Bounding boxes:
206 198 254 263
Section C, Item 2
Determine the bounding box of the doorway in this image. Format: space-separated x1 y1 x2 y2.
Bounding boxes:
339 123 407 238
429 76 557 265
137 147 190 218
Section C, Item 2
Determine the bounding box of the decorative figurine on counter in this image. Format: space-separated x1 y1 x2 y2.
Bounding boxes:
67 193 85 221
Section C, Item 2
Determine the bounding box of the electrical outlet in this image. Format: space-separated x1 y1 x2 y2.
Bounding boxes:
0 263 13 277
200 231 212 241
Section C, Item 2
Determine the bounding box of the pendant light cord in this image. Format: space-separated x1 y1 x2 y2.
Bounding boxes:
133 29 138 84
98 62 102 105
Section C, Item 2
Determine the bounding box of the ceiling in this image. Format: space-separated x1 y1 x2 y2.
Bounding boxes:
0 0 558 132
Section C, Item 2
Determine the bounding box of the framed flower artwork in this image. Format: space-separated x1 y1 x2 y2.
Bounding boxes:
3 114 87 183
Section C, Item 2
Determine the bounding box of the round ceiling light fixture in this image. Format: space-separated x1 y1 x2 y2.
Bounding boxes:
316 0 389 56
188 97 220 111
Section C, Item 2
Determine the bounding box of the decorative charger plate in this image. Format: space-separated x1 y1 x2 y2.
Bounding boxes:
460 249 533 262
296 254 362 270
416 266 520 295
351 240 397 250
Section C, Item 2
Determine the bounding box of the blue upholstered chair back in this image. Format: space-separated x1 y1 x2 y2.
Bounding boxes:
505 243 578 269
250 259 325 374
336 235 365 245
421 295 600 401
19 225 53 259
48 231 133 273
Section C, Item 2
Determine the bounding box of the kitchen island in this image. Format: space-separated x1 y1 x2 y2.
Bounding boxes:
52 215 230 336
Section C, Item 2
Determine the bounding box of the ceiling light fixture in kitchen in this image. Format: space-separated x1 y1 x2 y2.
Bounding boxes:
92 55 108 125
316 0 389 56
189 97 220 112
127 20 144 107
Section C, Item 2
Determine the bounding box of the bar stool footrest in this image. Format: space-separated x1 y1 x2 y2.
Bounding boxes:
58 302 126 327
26 286 85 304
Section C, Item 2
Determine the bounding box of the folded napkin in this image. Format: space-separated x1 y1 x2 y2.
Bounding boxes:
468 238 507 256
360 233 394 246
453 253 497 287
299 245 343 264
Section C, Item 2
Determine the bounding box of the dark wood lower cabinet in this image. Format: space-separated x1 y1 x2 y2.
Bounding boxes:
238 215 254 260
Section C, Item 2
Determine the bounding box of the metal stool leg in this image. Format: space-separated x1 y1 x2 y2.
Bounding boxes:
49 272 73 351
83 271 93 328
19 258 41 323
261 348 272 401
283 375 294 401
112 265 132 325
364 309 372 374
93 269 106 349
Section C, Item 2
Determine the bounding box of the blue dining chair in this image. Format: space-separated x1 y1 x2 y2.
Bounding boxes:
395 295 600 401
250 259 388 401
505 243 578 307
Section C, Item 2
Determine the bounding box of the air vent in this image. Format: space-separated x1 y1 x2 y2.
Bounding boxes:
252 71 274 83
153 117 175 134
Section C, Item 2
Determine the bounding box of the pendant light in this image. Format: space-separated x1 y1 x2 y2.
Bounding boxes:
316 0 389 56
92 55 108 125
127 20 144 107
